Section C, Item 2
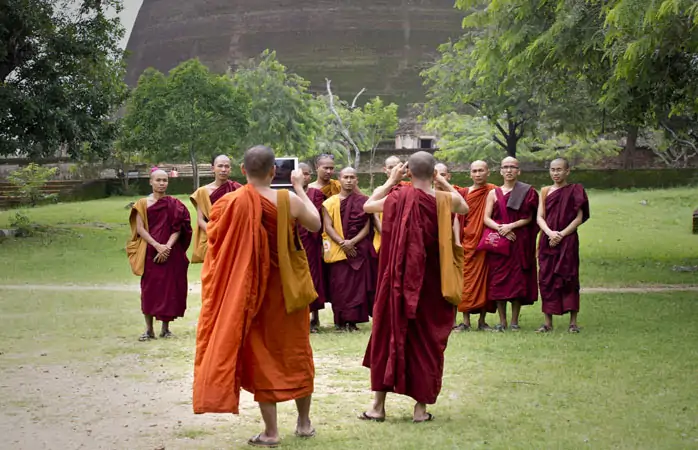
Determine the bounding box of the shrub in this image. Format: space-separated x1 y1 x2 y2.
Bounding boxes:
7 163 58 207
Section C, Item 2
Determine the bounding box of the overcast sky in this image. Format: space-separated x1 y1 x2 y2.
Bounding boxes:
115 0 143 48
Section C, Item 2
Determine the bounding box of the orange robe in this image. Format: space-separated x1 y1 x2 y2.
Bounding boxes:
457 184 497 314
320 179 342 198
193 186 314 414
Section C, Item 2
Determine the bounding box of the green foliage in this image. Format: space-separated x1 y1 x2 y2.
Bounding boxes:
121 59 249 189
7 163 58 206
230 50 321 158
9 211 33 237
0 0 129 159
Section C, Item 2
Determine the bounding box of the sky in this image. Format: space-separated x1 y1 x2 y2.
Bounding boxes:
115 0 143 48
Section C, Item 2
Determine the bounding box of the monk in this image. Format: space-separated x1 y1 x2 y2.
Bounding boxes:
361 151 468 423
190 155 243 263
483 157 539 332
298 162 327 333
373 156 409 252
309 154 341 198
126 169 192 341
450 161 497 331
536 158 590 333
193 145 321 448
323 167 376 331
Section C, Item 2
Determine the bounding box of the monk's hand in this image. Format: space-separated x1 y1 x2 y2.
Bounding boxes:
549 231 563 247
505 231 517 242
434 173 450 191
498 223 514 236
154 243 169 255
291 169 305 188
388 163 407 185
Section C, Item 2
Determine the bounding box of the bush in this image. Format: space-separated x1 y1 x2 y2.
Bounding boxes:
7 163 58 206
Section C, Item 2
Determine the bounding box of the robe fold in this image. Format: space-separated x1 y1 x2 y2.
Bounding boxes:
190 181 242 263
136 196 192 321
320 179 342 198
363 187 455 405
487 186 539 305
298 188 327 312
325 194 376 326
193 186 314 414
538 184 590 315
457 184 497 314
373 181 412 253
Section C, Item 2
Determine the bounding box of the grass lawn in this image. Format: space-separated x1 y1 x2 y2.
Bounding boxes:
0 188 697 286
0 288 696 449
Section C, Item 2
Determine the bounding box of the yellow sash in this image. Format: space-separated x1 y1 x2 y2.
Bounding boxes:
436 191 464 306
276 190 318 313
322 195 347 263
190 187 212 263
372 212 382 252
126 198 149 276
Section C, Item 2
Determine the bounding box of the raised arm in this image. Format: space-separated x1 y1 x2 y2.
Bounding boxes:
373 213 382 234
434 173 468 215
289 170 321 232
364 163 407 214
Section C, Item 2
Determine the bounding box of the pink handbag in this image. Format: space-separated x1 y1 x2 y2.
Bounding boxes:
476 188 511 256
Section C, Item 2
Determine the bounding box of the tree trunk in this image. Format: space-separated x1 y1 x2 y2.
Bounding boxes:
623 125 638 169
354 148 361 170
190 144 199 190
369 150 375 190
507 136 517 158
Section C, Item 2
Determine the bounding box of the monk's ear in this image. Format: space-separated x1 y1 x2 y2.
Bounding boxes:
240 163 247 176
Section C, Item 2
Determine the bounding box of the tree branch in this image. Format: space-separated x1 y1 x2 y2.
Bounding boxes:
494 121 510 140
351 88 366 109
492 135 507 149
326 79 359 166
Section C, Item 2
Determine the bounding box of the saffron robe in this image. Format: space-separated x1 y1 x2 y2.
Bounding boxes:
486 185 539 305
190 181 243 263
320 179 342 199
538 184 590 315
193 186 314 414
129 196 191 321
363 187 456 405
457 184 497 314
299 187 327 311
323 194 376 326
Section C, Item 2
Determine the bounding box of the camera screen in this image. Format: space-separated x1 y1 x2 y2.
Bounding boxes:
271 158 297 186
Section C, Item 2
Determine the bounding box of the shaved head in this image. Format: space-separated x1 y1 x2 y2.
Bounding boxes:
434 163 449 173
212 154 230 166
340 166 357 177
150 169 168 180
552 157 569 169
408 151 436 180
316 155 334 168
470 160 488 170
385 156 401 167
243 145 275 178
298 162 311 172
501 156 519 167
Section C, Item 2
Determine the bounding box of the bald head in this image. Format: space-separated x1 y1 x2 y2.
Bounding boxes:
408 151 436 181
298 162 311 171
470 160 488 170
501 156 519 167
243 145 276 178
551 157 569 169
340 167 357 177
150 169 168 180
384 156 401 175
212 154 230 166
338 166 358 193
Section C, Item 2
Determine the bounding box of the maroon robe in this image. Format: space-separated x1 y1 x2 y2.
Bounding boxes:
487 186 539 305
363 188 455 405
538 184 590 315
141 196 192 321
328 194 376 326
299 187 327 311
210 180 243 205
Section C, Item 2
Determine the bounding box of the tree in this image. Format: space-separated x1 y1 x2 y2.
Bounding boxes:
0 0 129 159
456 0 698 167
230 50 322 158
350 97 398 189
121 59 249 189
7 163 58 206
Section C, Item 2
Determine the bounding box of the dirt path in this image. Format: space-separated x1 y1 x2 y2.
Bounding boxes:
1 283 697 294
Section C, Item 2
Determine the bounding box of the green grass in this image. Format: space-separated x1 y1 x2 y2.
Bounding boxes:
1 288 696 449
1 188 696 286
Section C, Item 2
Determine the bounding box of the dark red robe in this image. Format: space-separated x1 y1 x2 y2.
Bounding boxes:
363 187 455 405
328 194 376 326
141 196 192 321
538 184 590 315
486 186 539 305
298 187 327 312
210 180 243 205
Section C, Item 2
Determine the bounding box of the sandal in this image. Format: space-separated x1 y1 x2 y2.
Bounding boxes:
138 332 155 342
510 324 521 332
413 412 435 423
452 323 470 332
536 324 553 333
159 331 174 338
358 411 385 422
568 324 580 334
478 323 493 331
294 428 316 438
248 433 279 448
493 324 505 332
